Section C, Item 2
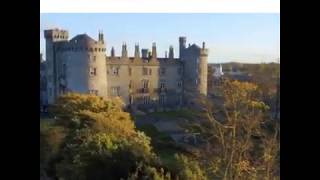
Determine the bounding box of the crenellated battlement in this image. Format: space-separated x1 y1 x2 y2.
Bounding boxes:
44 28 69 41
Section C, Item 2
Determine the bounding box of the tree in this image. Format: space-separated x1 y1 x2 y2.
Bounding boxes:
172 154 207 180
41 93 162 180
198 79 279 179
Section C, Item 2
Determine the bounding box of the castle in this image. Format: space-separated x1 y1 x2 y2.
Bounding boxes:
42 28 208 111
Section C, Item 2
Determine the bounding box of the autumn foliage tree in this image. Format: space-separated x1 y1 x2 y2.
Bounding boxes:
41 93 209 180
199 79 279 180
41 93 163 180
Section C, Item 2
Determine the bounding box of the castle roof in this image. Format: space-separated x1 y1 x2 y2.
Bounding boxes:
188 44 200 49
70 34 96 44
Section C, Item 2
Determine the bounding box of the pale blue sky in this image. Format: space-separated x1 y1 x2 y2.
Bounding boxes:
40 13 280 63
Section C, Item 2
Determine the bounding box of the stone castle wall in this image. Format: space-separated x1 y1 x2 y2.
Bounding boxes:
44 28 208 110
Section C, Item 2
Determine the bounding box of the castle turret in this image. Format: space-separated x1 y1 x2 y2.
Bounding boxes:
169 46 174 59
180 37 209 102
152 42 157 59
44 28 69 104
64 33 108 99
179 37 186 58
134 44 140 59
122 43 128 58
199 42 208 96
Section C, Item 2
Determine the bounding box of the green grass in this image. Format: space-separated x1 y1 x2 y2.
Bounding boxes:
148 109 200 120
137 124 174 143
137 124 189 169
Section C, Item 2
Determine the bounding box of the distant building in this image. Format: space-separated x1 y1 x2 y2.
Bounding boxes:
213 64 224 77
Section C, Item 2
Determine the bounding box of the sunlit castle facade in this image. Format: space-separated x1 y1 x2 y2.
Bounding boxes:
43 28 208 110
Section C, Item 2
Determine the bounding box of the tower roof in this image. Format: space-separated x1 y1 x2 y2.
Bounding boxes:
188 44 201 49
70 34 96 44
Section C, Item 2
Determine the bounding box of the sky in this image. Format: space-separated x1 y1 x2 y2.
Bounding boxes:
40 13 280 63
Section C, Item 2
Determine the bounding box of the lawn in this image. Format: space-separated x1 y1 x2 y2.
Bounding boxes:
136 124 187 169
137 124 174 143
147 109 200 120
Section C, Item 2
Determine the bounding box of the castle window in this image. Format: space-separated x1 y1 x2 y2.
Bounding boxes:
99 48 101 52
90 67 97 76
159 95 165 105
129 95 134 105
149 69 152 75
89 90 98 95
142 80 149 89
90 48 93 52
160 82 165 89
111 87 120 96
128 67 132 76
112 67 119 76
93 56 96 62
160 68 166 75
129 80 133 89
95 48 97 52
143 96 150 105
143 67 148 75
178 81 182 88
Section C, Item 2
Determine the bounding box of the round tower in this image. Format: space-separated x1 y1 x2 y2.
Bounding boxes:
198 42 208 96
65 32 108 98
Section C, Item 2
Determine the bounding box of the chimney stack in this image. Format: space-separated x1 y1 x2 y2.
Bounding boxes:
169 46 174 59
121 43 128 58
152 42 157 59
111 47 115 57
134 44 140 59
141 49 149 58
